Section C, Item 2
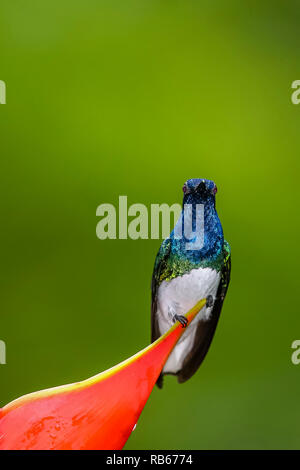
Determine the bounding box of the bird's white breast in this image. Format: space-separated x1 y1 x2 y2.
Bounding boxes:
156 267 220 374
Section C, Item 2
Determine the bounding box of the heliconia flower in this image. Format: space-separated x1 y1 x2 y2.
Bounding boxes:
0 298 206 450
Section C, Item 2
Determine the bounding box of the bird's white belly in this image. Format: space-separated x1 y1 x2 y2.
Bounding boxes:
156 267 220 374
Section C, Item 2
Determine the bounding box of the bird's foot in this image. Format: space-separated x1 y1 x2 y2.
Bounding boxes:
206 295 214 308
174 314 188 328
168 305 188 328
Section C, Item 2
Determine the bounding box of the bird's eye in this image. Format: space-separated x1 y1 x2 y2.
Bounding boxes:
213 185 218 195
182 184 187 193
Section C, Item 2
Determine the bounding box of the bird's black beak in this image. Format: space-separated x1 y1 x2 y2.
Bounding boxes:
196 181 207 194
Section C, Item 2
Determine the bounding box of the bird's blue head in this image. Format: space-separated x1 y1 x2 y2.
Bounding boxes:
170 178 223 261
182 178 217 206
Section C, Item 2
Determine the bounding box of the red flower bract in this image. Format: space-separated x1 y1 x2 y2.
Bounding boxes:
0 298 206 450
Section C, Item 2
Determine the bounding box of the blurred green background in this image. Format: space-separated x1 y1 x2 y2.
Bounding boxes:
1 0 300 449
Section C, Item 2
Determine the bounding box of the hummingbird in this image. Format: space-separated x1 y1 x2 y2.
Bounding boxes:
151 178 231 387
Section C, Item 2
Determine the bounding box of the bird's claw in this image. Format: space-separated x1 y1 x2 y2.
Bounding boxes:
206 295 214 308
174 314 188 328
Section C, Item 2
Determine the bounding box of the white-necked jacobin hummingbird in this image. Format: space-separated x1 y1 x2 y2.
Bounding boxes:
151 178 231 387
